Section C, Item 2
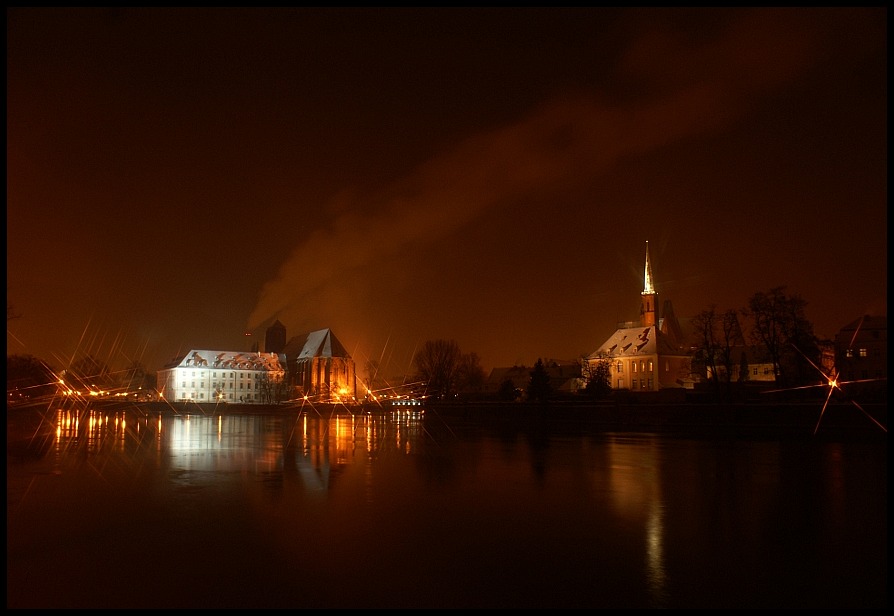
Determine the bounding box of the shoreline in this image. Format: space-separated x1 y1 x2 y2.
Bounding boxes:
7 398 887 441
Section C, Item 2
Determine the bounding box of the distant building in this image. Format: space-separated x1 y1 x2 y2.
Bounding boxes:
281 328 357 402
586 241 693 391
156 350 287 404
834 315 887 383
699 344 778 385
484 359 582 398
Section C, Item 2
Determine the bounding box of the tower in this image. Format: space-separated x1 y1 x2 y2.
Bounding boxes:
640 241 658 327
265 320 287 354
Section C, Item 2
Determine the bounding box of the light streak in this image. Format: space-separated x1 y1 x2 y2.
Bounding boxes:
764 327 887 435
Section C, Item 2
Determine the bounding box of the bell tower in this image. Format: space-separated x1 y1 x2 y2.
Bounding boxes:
640 241 658 327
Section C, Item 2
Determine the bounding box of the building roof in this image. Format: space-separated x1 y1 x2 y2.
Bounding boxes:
839 315 887 334
161 350 285 371
282 328 351 360
589 325 687 359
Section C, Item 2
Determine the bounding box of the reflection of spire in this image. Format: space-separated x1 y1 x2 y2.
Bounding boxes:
642 241 655 296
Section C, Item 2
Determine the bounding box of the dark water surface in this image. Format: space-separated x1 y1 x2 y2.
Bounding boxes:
7 403 887 609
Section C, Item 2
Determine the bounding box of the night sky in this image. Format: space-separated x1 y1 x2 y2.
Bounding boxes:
7 7 887 377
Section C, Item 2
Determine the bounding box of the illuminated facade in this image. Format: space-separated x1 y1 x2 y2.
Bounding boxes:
587 241 693 391
281 328 357 402
157 350 287 404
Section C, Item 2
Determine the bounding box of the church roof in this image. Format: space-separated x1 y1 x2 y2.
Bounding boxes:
282 328 351 360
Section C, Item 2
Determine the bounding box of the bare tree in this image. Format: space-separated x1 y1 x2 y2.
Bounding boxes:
67 355 113 392
413 339 462 399
691 306 721 391
691 306 745 398
7 354 56 401
743 286 819 388
257 370 287 404
455 352 486 394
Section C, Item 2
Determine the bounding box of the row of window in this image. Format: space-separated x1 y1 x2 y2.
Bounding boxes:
844 348 870 358
615 360 665 373
177 393 260 401
181 382 256 390
616 378 654 389
181 371 270 379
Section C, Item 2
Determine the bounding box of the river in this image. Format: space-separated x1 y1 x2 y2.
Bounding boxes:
6 401 887 608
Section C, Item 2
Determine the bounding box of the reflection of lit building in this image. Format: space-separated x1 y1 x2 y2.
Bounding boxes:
587 241 693 391
156 350 286 404
281 328 357 402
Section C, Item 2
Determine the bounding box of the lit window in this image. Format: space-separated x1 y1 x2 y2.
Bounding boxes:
633 362 638 373
182 381 186 388
753 368 758 376
649 361 653 372
617 362 623 373
859 348 868 357
632 379 638 389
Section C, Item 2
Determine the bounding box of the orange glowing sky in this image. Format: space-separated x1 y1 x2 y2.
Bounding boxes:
7 7 887 376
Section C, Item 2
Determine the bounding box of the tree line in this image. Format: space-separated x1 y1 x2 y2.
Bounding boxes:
409 286 830 402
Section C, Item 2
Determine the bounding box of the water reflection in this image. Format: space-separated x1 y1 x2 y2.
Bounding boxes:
7 403 886 609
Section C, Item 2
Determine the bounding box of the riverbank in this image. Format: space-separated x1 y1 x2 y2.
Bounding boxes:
8 397 887 442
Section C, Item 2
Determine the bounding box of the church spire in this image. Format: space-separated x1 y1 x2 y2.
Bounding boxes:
640 241 658 327
642 240 655 295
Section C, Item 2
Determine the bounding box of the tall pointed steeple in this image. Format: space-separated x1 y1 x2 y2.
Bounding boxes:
640 241 658 327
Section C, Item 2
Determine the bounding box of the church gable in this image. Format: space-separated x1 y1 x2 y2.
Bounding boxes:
281 328 351 360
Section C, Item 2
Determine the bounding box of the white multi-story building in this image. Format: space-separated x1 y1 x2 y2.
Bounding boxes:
157 350 287 404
